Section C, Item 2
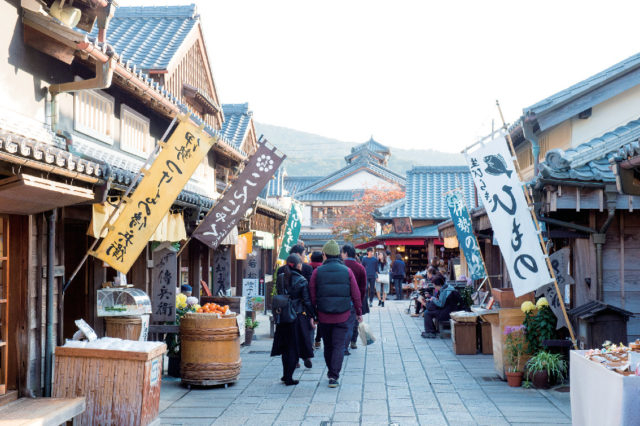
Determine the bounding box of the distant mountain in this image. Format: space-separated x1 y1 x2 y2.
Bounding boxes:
254 122 465 176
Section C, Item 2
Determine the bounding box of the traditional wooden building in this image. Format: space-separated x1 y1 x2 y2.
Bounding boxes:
286 138 406 250
1 1 248 399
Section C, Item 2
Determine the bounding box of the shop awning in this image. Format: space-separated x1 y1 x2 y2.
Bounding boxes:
355 240 381 249
385 239 425 246
0 174 94 214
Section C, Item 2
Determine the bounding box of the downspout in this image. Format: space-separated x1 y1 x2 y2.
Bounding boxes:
523 116 540 177
49 55 116 132
44 209 56 397
594 185 618 301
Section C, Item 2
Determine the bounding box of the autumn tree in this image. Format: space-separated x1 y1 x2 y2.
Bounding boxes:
332 187 405 245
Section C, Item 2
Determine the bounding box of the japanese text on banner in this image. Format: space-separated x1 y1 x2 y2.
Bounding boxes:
94 117 216 273
191 144 285 249
278 203 302 260
464 133 551 296
445 190 486 280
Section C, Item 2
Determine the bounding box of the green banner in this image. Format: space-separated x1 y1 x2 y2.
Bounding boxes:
278 203 302 260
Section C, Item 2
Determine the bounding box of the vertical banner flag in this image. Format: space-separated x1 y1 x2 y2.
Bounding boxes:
94 116 216 273
192 143 285 249
278 203 302 260
445 189 486 280
464 132 552 296
151 245 178 322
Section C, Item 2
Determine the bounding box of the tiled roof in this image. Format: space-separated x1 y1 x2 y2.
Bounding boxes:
221 103 252 149
96 5 198 71
299 231 344 247
539 117 640 182
524 51 640 130
345 137 390 163
296 190 364 202
260 166 286 198
296 157 405 197
284 176 322 195
375 166 476 220
377 224 440 240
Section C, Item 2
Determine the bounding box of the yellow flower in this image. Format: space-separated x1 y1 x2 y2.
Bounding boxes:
176 293 188 310
536 297 549 308
521 301 536 313
193 304 201 310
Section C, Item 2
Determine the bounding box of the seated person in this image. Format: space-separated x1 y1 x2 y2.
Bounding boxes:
411 267 437 317
421 275 464 338
181 284 192 297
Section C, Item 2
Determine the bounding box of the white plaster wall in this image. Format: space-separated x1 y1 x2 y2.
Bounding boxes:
570 83 640 147
328 170 400 190
301 204 312 227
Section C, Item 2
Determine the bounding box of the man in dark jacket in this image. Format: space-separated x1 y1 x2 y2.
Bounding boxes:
310 240 362 388
277 244 313 282
341 244 367 352
361 247 378 307
421 275 463 338
391 254 406 300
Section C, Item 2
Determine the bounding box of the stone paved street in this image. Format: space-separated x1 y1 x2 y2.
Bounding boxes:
159 301 571 425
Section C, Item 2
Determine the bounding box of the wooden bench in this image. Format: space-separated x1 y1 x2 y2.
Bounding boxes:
434 318 452 338
0 397 85 425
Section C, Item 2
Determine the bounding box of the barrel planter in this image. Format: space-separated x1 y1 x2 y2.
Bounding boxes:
180 313 241 386
105 316 142 340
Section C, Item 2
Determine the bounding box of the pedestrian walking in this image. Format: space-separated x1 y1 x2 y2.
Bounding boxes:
277 244 313 282
361 247 378 307
391 253 406 300
341 244 367 354
309 250 324 349
309 240 362 388
375 252 390 307
271 254 316 385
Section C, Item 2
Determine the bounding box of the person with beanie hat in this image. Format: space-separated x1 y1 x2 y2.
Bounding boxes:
309 240 362 388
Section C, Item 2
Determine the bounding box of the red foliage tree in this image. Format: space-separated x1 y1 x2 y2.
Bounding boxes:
332 187 404 245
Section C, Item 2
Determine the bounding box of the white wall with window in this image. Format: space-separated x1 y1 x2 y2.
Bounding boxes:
74 89 114 144
119 104 153 158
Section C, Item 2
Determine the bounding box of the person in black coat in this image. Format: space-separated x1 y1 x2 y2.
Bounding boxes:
271 254 316 385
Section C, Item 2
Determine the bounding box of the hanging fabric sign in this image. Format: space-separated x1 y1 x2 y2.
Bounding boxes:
93 116 216 273
191 142 285 249
278 203 302 260
535 247 574 330
464 132 552 296
445 189 486 280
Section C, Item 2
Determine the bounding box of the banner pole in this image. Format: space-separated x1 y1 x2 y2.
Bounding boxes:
495 100 578 350
63 115 179 293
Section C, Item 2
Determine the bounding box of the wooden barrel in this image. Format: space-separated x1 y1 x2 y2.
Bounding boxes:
105 316 142 340
180 313 241 385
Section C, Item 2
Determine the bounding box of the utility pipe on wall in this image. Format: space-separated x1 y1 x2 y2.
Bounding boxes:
523 116 540 177
44 209 56 397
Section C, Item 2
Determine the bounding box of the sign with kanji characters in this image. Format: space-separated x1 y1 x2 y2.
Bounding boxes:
151 246 178 322
94 116 215 273
192 143 285 249
535 248 574 330
243 278 263 311
278 203 302 260
213 247 231 296
465 133 552 296
445 189 486 280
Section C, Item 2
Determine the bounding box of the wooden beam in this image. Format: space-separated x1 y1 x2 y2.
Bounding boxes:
620 212 625 309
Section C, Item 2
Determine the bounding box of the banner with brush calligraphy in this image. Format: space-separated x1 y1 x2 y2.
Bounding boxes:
464 132 551 296
192 143 285 249
93 116 216 273
445 189 486 280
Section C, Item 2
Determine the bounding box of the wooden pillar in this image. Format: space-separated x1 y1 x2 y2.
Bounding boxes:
188 241 202 298
91 256 106 337
201 245 211 295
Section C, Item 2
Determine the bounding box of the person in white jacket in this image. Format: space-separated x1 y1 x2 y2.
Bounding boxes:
375 252 390 307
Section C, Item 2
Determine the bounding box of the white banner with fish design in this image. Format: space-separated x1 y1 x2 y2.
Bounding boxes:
464 132 552 297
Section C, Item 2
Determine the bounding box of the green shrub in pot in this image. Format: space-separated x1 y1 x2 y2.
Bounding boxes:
525 351 568 388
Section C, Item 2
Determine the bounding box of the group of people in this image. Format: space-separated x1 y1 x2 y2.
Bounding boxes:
271 241 401 388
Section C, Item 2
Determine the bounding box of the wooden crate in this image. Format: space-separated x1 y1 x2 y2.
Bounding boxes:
451 319 477 355
491 288 534 309
479 321 493 354
52 342 165 425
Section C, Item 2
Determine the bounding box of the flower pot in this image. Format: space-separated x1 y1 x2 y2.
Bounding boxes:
505 371 523 387
168 355 181 378
244 328 254 346
531 370 550 389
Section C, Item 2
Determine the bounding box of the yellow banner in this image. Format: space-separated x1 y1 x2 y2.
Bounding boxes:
93 116 216 273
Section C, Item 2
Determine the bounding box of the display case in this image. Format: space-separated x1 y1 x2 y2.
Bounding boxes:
97 288 152 317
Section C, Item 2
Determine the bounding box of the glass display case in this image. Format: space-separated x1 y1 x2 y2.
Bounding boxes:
97 288 152 317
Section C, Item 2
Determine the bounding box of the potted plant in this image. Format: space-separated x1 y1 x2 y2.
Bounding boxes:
245 317 259 346
165 293 200 377
525 350 568 389
504 325 526 387
522 297 558 355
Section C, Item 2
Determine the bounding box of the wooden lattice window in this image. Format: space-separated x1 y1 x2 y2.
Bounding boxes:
120 104 153 158
74 89 114 143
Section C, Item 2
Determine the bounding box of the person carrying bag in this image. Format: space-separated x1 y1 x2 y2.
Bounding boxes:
270 254 316 385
